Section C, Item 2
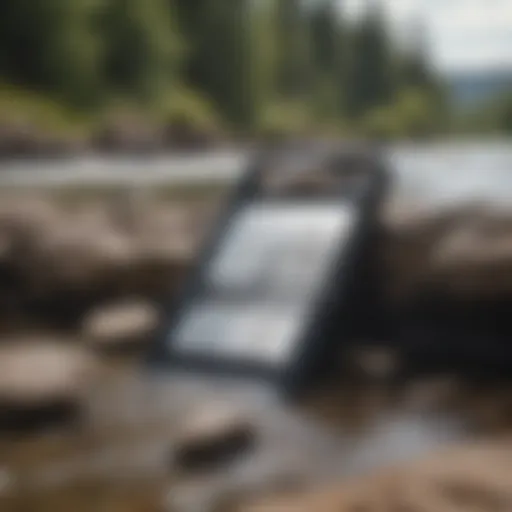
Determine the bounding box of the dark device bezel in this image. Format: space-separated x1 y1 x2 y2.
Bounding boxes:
148 146 390 400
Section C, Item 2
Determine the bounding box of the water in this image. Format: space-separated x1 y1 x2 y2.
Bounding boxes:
1 140 511 208
388 140 512 207
1 358 506 512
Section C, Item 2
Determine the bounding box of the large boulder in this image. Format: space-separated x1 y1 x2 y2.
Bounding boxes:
0 120 42 159
383 201 512 300
22 220 136 296
0 198 62 315
93 114 163 154
429 209 512 297
0 199 203 322
125 204 199 296
0 197 61 251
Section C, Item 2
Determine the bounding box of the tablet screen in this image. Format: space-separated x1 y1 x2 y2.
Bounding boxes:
170 201 356 367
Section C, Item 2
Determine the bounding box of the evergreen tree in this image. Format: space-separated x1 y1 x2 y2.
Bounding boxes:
309 0 339 79
175 0 255 128
309 0 346 118
101 0 180 105
250 0 280 116
275 0 312 99
0 0 450 137
398 20 435 90
345 3 394 118
0 0 101 106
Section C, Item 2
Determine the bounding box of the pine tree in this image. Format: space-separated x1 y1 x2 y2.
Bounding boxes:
309 0 345 118
0 0 102 106
398 20 434 90
250 0 280 116
175 0 255 128
275 0 312 100
101 0 180 105
345 3 394 118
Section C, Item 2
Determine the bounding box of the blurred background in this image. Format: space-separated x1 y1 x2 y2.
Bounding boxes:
0 1 511 512
0 0 509 154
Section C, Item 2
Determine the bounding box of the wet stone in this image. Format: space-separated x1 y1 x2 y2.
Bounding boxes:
172 405 258 474
82 300 159 353
0 342 97 431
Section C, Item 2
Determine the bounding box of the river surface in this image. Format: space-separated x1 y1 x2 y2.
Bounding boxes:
1 356 508 512
0 139 511 207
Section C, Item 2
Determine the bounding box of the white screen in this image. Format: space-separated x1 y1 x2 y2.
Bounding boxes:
171 202 356 366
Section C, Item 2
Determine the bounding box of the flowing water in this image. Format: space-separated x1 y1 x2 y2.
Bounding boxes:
1 358 506 512
1 140 512 207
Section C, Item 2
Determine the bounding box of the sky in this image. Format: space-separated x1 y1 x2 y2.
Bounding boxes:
340 0 512 74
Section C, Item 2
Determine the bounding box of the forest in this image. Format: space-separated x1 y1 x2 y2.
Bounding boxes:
0 0 508 153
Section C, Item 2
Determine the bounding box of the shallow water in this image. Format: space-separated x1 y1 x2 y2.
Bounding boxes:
0 354 509 512
388 141 512 207
1 140 512 207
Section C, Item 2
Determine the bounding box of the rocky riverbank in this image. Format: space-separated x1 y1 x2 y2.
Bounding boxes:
0 115 229 160
240 438 512 512
0 193 511 512
1 194 512 332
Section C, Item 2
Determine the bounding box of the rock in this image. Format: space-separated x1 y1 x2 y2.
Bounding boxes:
383 202 484 300
0 199 201 319
164 118 222 151
0 120 42 159
0 467 13 495
93 113 163 154
0 341 97 430
128 220 196 297
82 300 159 352
403 376 466 410
430 210 512 297
242 440 512 512
172 405 257 474
384 202 512 300
0 197 60 255
350 348 400 380
23 219 137 300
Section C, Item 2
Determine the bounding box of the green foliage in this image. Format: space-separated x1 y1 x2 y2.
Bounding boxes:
159 86 222 132
100 0 181 106
0 0 102 107
394 88 441 137
362 88 444 139
257 101 313 141
0 0 451 140
275 0 314 99
0 84 91 136
309 0 346 117
458 91 512 135
249 1 280 117
175 0 255 128
345 7 395 118
361 106 402 139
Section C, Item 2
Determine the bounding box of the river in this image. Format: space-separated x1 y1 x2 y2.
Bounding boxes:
0 139 511 207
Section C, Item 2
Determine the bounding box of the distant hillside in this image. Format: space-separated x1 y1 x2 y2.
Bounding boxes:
448 69 512 109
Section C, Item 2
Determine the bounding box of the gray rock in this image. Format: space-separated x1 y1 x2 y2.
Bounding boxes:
0 341 97 429
172 404 257 474
82 300 159 352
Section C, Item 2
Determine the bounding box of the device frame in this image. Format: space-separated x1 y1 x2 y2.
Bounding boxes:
148 147 390 399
